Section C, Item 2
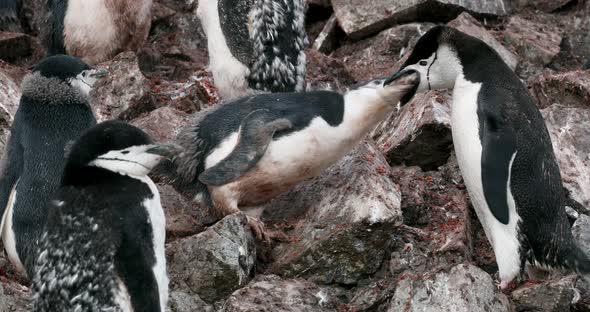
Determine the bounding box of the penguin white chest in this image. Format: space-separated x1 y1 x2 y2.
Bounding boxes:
451 75 521 285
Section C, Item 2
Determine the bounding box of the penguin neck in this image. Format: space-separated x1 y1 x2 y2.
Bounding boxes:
61 165 124 187
21 73 90 106
450 41 515 85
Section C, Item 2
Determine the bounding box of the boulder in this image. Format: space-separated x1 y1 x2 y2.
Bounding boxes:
131 106 190 143
373 90 453 171
0 279 31 312
530 70 590 109
157 184 205 240
512 0 574 12
503 16 562 66
312 15 339 54
572 214 590 256
305 49 355 91
0 32 33 62
331 0 509 39
511 276 577 312
541 105 590 209
387 264 511 312
166 213 256 303
148 74 217 114
448 12 518 70
346 279 396 311
0 61 21 117
222 275 342 312
167 290 214 312
264 141 403 285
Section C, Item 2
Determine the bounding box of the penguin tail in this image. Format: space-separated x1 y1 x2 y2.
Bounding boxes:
248 0 308 93
0 0 22 32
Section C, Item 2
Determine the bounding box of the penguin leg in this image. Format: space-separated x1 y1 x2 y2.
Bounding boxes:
199 109 293 186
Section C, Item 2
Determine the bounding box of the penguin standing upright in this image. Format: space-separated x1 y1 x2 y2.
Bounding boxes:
0 54 105 277
32 121 175 312
197 0 307 99
165 72 419 241
39 0 153 64
390 26 590 289
0 0 22 31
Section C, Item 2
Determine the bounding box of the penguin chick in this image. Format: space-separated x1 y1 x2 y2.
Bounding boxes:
0 54 105 277
168 73 419 241
391 26 590 289
32 120 176 312
197 0 307 100
0 0 22 32
39 0 152 64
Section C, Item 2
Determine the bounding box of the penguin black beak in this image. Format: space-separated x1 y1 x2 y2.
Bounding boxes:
89 68 109 79
145 144 182 159
384 69 420 106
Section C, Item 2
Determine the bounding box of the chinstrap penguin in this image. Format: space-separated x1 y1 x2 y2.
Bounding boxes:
197 0 307 99
163 72 419 241
39 0 152 64
0 0 22 31
390 25 590 289
0 54 105 278
32 120 176 312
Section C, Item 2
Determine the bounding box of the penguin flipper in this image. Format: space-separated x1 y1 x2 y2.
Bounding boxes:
0 131 23 237
480 97 517 225
198 109 293 186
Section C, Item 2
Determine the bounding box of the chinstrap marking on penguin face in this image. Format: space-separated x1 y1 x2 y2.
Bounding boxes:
90 144 168 177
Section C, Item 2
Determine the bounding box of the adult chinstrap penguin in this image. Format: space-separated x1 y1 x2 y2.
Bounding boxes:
0 54 105 278
390 25 590 289
164 72 419 241
32 120 176 312
0 0 22 31
39 0 152 64
197 0 307 99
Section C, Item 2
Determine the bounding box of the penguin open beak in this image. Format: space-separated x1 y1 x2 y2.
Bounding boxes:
384 69 420 105
145 144 182 159
89 68 109 79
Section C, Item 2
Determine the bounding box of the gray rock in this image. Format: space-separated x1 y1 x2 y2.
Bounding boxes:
448 12 518 70
167 291 214 312
91 52 153 121
347 279 396 311
131 106 190 143
541 105 590 209
312 15 339 54
503 16 562 66
0 32 34 62
572 214 590 256
264 141 402 285
158 184 205 240
530 70 590 109
0 65 18 152
0 280 31 312
331 0 509 39
222 275 342 312
305 49 355 91
511 276 577 312
387 264 511 312
373 90 453 171
166 213 256 303
512 0 574 12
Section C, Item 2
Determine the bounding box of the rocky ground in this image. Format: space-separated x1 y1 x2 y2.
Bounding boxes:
1 0 590 311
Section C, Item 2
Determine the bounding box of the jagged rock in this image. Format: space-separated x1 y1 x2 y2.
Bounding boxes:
167 291 214 312
512 0 574 12
503 16 562 66
331 0 509 39
263 141 402 285
0 63 19 117
448 12 518 70
511 276 577 312
333 23 434 82
305 49 355 91
312 15 339 54
388 264 511 312
149 74 216 114
0 280 31 312
572 214 590 256
374 90 453 171
91 52 154 121
222 275 342 312
542 105 590 209
131 106 189 143
167 213 256 303
158 184 204 240
347 279 396 311
158 0 197 13
530 70 590 109
0 32 33 62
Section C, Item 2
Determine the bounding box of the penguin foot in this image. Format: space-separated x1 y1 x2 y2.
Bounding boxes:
498 280 517 293
247 216 271 244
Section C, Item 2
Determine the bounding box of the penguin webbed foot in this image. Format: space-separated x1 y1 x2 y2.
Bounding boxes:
246 216 271 244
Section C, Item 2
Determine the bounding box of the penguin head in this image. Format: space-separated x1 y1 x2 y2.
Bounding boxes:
386 26 463 104
64 121 180 179
30 54 108 97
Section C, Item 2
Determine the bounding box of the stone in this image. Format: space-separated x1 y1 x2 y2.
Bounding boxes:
131 106 190 143
148 74 218 114
166 213 256 303
530 70 590 109
387 264 511 312
264 140 403 285
331 0 509 39
0 32 33 62
347 279 396 311
157 184 204 240
305 49 355 91
167 291 214 312
511 276 577 312
448 12 518 70
503 16 562 66
512 0 574 12
373 90 453 171
332 23 434 82
572 214 590 256
91 52 154 121
312 15 339 54
222 275 342 312
541 105 590 209
0 280 31 312
158 0 197 13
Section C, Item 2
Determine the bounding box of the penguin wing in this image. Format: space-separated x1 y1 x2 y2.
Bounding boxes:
0 130 23 233
199 109 293 186
479 92 517 225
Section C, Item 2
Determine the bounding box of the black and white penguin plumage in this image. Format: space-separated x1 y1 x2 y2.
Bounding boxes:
32 120 175 312
39 0 152 64
197 0 307 100
165 73 419 240
0 54 105 277
390 26 590 289
0 0 22 32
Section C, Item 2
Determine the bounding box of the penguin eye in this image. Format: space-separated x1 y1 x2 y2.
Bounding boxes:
121 151 130 155
419 60 428 66
82 72 86 77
